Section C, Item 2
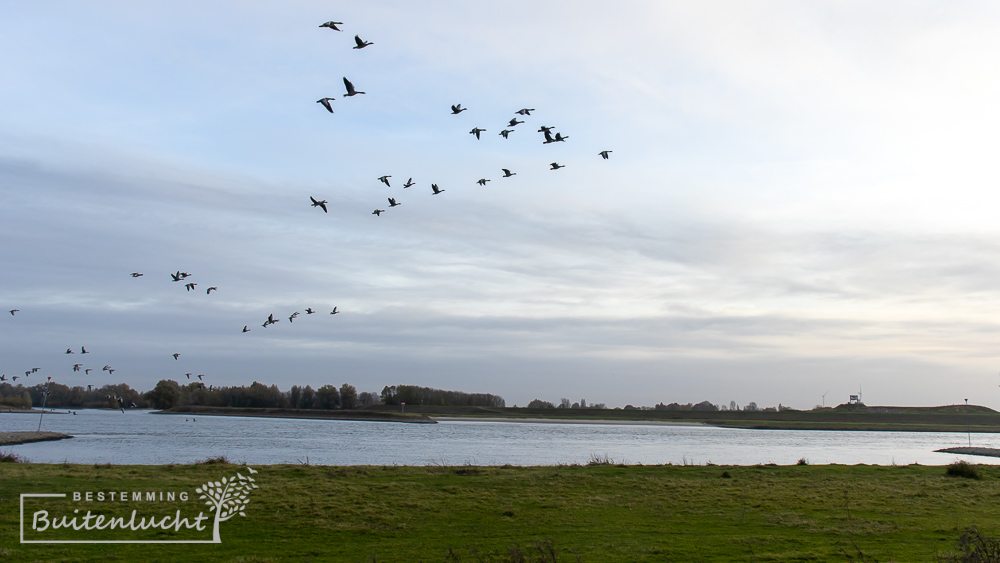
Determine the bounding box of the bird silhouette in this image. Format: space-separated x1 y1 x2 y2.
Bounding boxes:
476 179 490 186
267 313 278 325
516 108 535 115
185 282 197 291
599 150 612 159
103 365 112 371
130 272 143 277
537 125 554 133
81 346 88 354
378 175 391 187
553 132 569 142
451 104 467 114
499 129 513 139
319 21 343 31
388 197 401 207
353 35 373 49
85 369 92 374
172 353 180 360
207 286 217 294
470 128 485 139
9 309 18 315
197 374 204 381
330 307 339 315
305 308 315 314
316 97 335 113
310 196 328 213
372 209 385 216
242 325 250 333
542 130 556 144
403 178 415 188
501 168 516 177
431 184 445 194
507 118 524 127
343 77 365 96
186 373 192 379
66 348 74 354
170 272 182 282
73 364 82 372
550 162 565 170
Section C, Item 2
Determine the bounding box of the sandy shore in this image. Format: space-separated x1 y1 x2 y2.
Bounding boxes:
935 447 1000 458
0 431 73 446
431 416 707 426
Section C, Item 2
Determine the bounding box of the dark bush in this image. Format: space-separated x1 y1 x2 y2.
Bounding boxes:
946 460 980 480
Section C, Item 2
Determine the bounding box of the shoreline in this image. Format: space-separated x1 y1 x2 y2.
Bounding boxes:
0 431 73 446
431 416 707 426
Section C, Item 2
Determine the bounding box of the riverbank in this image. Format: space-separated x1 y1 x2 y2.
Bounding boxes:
0 431 73 446
153 405 436 423
3 462 999 561
432 416 706 426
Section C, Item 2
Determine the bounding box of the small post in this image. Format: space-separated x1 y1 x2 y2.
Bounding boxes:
37 377 51 431
966 398 971 447
400 402 405 413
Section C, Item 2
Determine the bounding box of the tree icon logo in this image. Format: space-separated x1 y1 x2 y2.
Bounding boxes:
195 467 260 543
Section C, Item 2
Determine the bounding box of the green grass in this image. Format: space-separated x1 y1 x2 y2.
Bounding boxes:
3 462 1000 561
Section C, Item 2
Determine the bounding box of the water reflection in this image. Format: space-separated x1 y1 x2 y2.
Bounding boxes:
1 410 995 466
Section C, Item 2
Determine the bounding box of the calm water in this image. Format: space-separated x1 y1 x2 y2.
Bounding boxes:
1 409 995 466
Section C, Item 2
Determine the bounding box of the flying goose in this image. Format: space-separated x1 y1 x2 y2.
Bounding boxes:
507 118 524 127
172 353 180 360
170 272 182 282
501 168 516 177
81 346 88 354
9 309 18 315
185 282 197 291
388 197 401 207
553 132 569 142
431 184 445 194
343 77 365 96
402 178 415 188
537 125 554 133
516 108 535 115
310 196 328 213
550 162 565 170
242 325 250 333
73 364 82 372
599 150 612 159
319 21 343 31
542 130 556 144
353 35 373 49
316 97 335 113
130 272 143 277
476 179 490 186
206 286 217 294
66 348 74 354
469 127 485 139
305 308 315 314
499 129 513 139
378 175 391 187
330 307 339 314
451 104 466 114
372 209 385 216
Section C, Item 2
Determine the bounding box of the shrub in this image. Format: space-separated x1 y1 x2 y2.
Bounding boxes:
946 460 980 480
0 450 26 463
797 458 809 466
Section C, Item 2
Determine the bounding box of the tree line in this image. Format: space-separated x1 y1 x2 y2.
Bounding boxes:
0 380 505 411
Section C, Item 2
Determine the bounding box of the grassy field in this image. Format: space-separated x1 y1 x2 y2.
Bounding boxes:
3 460 1000 562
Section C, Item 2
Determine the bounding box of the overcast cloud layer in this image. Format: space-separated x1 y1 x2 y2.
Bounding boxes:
3 1 1000 409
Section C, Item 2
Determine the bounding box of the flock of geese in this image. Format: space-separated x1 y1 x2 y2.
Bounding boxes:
4 17 613 410
308 19 611 218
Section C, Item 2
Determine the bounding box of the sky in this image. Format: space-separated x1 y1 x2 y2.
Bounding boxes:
4 1 1000 410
